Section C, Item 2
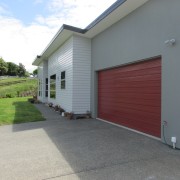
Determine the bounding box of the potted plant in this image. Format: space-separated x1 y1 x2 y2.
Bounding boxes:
66 112 74 120
48 102 53 108
86 111 91 119
54 105 60 111
59 108 65 115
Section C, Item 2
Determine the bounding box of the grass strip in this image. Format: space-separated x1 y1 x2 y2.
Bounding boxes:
0 97 45 125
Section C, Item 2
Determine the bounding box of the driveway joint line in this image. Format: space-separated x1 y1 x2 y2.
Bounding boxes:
41 156 163 180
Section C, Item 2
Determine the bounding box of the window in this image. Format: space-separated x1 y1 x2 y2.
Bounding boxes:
61 71 66 89
50 74 56 98
38 79 42 97
45 78 48 97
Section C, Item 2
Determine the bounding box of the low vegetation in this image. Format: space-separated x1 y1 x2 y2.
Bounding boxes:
0 77 37 98
0 97 45 125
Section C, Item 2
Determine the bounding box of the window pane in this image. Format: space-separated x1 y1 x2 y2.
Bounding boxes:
50 74 56 80
50 83 55 91
61 80 65 89
46 78 48 84
50 91 56 98
50 74 56 83
50 74 56 98
61 71 65 80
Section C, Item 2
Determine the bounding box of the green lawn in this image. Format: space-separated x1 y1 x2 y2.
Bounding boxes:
0 97 45 125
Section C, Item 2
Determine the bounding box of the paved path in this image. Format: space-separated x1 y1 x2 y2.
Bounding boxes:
0 104 180 180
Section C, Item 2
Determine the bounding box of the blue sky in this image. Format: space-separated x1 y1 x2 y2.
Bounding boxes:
0 0 116 72
0 0 47 25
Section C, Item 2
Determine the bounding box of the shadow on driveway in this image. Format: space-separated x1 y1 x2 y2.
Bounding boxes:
1 103 179 180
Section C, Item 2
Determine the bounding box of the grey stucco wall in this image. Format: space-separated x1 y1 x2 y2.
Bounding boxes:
91 0 180 148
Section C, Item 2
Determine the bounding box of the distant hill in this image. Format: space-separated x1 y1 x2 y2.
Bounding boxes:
0 77 37 98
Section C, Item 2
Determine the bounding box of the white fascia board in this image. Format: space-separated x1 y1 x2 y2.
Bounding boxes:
32 29 74 66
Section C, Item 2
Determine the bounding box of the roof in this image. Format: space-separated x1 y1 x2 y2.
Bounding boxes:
33 0 149 66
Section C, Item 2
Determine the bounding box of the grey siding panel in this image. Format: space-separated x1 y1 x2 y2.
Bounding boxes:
91 0 180 148
72 35 91 114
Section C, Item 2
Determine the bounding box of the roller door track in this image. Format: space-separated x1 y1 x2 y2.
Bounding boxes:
98 57 161 137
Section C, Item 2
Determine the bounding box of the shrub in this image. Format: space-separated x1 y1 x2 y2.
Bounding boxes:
6 93 14 98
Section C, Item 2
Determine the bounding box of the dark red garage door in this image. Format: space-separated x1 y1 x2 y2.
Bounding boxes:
98 58 161 137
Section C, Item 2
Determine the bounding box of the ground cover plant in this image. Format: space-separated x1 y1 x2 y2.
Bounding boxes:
0 97 45 125
0 78 37 98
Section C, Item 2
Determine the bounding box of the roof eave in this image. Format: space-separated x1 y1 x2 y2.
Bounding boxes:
32 0 149 66
32 25 85 66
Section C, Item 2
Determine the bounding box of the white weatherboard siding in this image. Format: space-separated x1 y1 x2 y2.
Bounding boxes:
40 35 91 114
38 63 44 102
72 35 91 114
48 37 73 112
37 61 48 103
43 61 48 103
47 35 91 114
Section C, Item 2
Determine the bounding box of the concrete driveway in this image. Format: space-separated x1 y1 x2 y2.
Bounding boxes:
0 104 180 180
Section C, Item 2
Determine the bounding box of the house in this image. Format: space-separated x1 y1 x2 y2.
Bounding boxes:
33 0 180 149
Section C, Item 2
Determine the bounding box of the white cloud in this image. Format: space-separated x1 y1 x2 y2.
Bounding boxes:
33 0 44 5
0 0 116 72
0 3 11 16
0 6 6 14
46 0 117 28
0 16 56 72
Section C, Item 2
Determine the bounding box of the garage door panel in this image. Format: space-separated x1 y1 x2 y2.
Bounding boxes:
99 110 160 123
99 75 161 84
99 82 161 89
99 93 161 103
99 83 161 89
99 92 160 100
105 59 160 74
112 81 160 88
100 112 160 130
98 58 161 137
100 73 160 83
99 97 161 106
99 101 160 110
113 68 161 79
99 60 161 76
99 112 160 137
99 99 160 107
99 103 160 114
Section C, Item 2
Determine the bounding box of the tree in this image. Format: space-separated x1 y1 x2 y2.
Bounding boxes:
25 71 30 77
33 69 38 77
18 63 26 77
7 62 19 76
0 57 8 75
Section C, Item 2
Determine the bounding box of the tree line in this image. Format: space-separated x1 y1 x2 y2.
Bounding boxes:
0 57 28 77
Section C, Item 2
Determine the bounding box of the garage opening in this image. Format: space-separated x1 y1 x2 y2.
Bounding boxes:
98 57 161 137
